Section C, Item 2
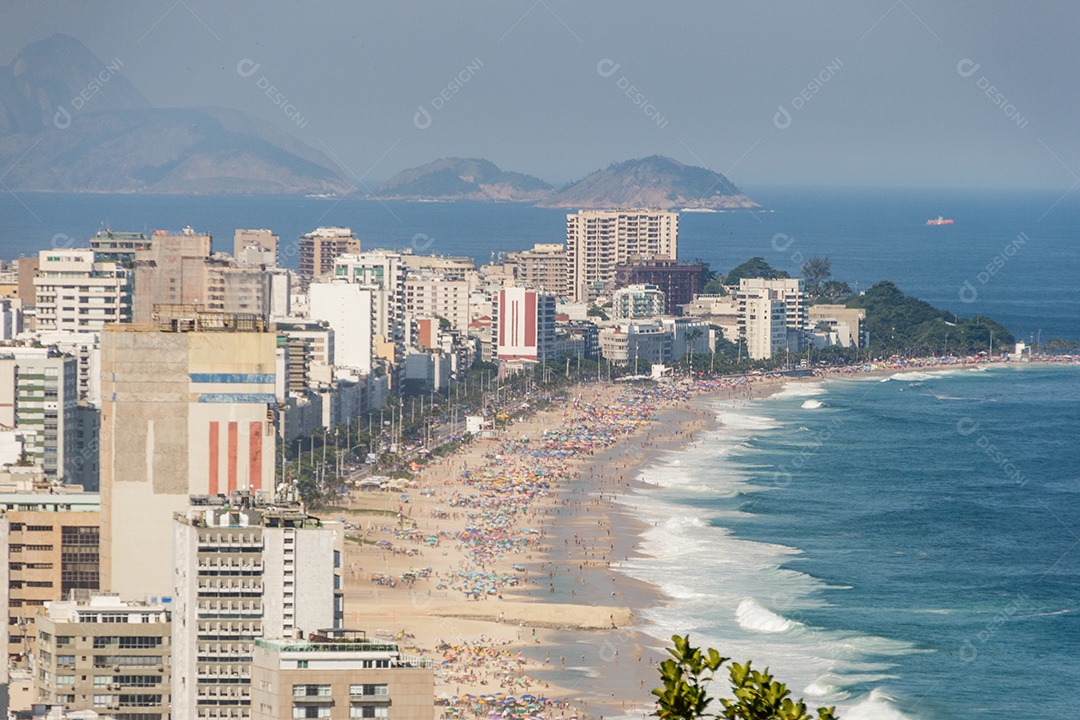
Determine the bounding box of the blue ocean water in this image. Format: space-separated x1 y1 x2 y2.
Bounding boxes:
620 363 1080 719
0 186 1076 340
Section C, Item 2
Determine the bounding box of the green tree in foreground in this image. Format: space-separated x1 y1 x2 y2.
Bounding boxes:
653 635 838 720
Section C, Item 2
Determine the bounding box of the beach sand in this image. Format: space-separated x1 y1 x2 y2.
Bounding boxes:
317 374 787 720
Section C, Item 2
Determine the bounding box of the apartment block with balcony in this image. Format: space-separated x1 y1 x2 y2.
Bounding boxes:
33 595 171 720
250 632 433 720
1 491 101 664
34 249 132 333
173 494 343 720
566 209 678 302
298 228 360 283
508 243 568 298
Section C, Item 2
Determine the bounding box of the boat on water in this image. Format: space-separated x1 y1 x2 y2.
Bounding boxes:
926 216 954 225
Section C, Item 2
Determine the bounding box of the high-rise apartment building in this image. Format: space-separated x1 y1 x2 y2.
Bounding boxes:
298 228 360 282
234 229 279 266
509 243 569 297
0 348 78 481
736 278 808 354
34 249 132 332
33 595 171 719
0 488 100 663
612 257 706 315
88 230 152 265
250 632 434 720
132 228 213 324
566 209 679 302
308 282 374 374
173 495 343 720
100 314 277 598
743 293 789 360
403 275 469 335
331 252 407 367
612 284 666 320
492 287 556 364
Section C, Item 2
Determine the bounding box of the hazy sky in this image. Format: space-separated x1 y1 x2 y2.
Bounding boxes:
5 1 1079 190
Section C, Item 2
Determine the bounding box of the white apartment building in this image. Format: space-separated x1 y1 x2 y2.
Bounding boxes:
736 278 808 351
404 274 470 335
744 294 789 360
332 252 407 362
598 322 673 365
566 209 678 302
34 249 131 333
173 496 343 720
308 282 374 374
612 284 666 320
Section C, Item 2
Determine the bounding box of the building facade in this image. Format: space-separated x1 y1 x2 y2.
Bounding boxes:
403 275 469 336
611 284 666 320
173 496 343 720
34 249 132 333
491 288 556 364
234 230 279 267
509 243 568 298
566 209 678 302
99 317 278 598
250 633 433 720
612 257 706 315
743 294 788 360
736 278 808 352
0 348 79 481
298 228 360 283
33 595 171 720
1 491 101 664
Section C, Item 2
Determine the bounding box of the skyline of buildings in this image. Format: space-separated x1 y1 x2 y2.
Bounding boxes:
0 208 856 719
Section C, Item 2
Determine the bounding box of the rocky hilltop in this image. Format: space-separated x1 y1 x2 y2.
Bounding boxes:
378 158 553 202
380 155 760 209
0 34 350 195
541 155 759 209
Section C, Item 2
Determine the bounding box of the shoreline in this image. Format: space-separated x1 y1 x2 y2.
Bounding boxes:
326 358 1074 719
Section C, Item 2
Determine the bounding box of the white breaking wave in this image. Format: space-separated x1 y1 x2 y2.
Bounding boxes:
772 381 828 399
801 399 824 409
842 689 918 720
736 597 801 633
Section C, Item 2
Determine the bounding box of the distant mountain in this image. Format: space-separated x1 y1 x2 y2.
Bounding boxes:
378 158 554 202
541 155 759 209
0 34 350 195
379 155 760 209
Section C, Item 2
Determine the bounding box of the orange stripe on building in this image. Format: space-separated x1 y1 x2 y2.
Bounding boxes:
208 421 219 494
227 421 238 492
249 422 262 491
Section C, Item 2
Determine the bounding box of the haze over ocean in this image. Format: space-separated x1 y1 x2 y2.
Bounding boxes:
1 186 1076 341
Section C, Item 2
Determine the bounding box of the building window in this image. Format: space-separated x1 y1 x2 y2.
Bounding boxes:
349 706 388 719
292 684 331 698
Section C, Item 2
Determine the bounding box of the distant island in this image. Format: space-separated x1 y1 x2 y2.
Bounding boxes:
379 155 760 209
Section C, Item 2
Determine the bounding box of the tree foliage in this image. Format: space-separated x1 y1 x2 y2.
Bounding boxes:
653 635 838 720
724 257 790 285
845 281 1013 355
801 256 831 293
